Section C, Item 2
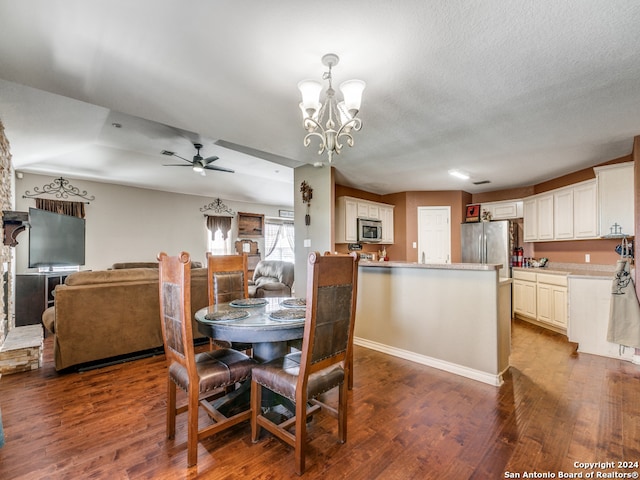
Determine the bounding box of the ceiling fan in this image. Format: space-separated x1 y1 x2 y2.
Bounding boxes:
162 143 234 176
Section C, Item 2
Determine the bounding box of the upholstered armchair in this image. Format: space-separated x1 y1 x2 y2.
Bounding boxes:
248 260 294 298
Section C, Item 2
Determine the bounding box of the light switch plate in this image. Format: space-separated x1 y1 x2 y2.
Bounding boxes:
304 239 311 247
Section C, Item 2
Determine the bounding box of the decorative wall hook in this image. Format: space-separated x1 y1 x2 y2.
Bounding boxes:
23 177 95 203
199 198 235 215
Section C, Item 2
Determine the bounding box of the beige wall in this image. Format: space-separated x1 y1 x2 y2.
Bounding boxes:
14 173 290 273
293 164 333 296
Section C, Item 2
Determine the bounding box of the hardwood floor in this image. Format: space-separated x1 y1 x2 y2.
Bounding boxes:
0 319 639 479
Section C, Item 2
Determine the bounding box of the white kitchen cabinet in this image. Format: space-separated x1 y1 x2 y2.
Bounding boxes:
379 205 395 244
513 269 568 332
357 201 380 220
523 179 598 242
523 198 537 242
512 270 537 319
523 193 554 242
553 188 574 240
573 180 598 238
481 200 523 220
537 193 554 240
335 196 359 243
595 162 634 237
335 196 394 244
536 273 567 328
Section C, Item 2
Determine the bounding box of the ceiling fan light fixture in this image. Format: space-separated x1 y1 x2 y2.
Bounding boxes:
192 164 204 173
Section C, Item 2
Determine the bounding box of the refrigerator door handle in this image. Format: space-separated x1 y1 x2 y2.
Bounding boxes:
477 233 482 263
483 233 488 263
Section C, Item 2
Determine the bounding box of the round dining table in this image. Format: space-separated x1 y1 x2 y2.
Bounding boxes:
195 297 306 363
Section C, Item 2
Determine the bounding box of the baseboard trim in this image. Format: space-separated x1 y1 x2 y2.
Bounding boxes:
354 336 503 387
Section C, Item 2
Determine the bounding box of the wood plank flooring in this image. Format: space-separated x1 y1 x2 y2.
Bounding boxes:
0 319 639 479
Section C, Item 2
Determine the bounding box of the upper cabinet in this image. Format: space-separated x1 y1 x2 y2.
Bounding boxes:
481 200 523 220
335 196 395 244
523 180 598 242
594 162 634 237
573 180 598 238
523 193 554 241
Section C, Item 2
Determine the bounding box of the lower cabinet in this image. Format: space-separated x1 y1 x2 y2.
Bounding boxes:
513 277 536 318
513 270 568 332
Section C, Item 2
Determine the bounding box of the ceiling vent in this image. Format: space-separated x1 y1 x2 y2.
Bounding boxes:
473 180 491 185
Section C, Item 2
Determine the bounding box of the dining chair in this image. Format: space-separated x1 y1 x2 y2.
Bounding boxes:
250 251 359 475
158 251 256 468
206 252 252 353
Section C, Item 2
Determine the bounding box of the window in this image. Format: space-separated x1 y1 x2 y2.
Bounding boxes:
264 220 294 263
208 227 232 255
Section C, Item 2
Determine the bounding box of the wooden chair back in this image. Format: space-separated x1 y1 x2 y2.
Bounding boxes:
297 251 359 393
157 251 196 386
206 253 249 305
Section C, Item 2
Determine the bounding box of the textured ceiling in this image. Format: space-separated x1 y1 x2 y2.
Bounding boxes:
1 1 639 207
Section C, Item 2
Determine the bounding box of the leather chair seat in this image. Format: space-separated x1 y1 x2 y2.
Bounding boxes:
251 352 345 402
169 349 256 394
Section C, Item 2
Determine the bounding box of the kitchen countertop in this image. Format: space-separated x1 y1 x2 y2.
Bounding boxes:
513 263 616 279
359 260 502 271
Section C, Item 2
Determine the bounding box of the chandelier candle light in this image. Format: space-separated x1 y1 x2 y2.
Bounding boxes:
298 53 365 163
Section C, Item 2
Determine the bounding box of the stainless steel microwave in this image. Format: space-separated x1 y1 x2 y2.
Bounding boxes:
358 218 382 243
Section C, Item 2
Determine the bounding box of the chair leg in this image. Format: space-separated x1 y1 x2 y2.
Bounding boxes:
187 386 200 467
250 379 262 443
167 377 177 439
348 350 354 390
338 380 347 443
294 395 307 475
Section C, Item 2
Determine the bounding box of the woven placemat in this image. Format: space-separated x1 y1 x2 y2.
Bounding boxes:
269 309 306 322
229 298 268 308
204 309 250 322
280 298 306 308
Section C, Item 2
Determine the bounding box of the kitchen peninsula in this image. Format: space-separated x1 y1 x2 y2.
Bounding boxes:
354 261 511 386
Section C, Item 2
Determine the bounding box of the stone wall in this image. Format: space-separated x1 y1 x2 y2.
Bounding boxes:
0 120 14 347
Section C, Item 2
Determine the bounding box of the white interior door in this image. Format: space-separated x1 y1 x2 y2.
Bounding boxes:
417 206 451 264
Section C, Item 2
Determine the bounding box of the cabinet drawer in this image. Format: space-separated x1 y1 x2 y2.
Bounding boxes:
513 270 537 282
536 273 568 287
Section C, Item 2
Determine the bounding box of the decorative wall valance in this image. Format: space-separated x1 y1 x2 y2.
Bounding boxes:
23 177 95 203
200 198 235 215
35 198 86 219
206 215 232 240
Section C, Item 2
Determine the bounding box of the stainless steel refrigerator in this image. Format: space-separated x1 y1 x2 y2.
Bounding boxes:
461 220 513 278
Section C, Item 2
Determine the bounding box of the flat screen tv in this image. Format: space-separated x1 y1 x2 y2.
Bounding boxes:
28 207 86 268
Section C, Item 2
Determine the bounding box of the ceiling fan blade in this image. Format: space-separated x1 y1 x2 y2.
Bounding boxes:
163 163 193 167
204 165 235 173
203 155 219 165
171 153 192 163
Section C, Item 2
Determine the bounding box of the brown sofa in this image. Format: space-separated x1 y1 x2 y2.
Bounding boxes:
42 265 208 371
248 260 294 298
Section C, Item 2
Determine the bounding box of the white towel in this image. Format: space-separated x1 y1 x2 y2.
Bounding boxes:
607 259 640 349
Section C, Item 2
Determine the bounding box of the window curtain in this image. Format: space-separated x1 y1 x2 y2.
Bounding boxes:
206 215 232 240
35 198 85 218
283 222 295 252
264 222 282 257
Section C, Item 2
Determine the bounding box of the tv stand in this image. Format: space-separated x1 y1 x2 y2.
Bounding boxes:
16 272 70 328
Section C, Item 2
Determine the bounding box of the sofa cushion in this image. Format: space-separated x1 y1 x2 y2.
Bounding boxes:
65 268 159 286
254 276 281 288
111 261 203 269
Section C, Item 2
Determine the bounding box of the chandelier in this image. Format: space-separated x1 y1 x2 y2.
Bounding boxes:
298 53 366 163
